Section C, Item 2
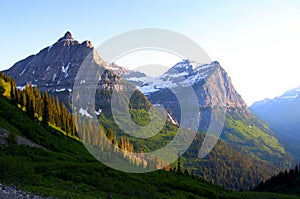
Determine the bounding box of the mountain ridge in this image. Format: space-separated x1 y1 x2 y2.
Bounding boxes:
250 86 300 162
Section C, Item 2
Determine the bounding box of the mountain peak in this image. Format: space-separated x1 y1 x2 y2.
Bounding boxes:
57 31 74 42
167 59 195 74
64 31 73 39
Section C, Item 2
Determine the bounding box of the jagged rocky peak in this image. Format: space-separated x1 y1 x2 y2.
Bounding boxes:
64 31 73 39
82 40 93 48
58 31 74 41
55 31 93 48
168 59 213 74
4 31 105 101
133 59 248 113
168 59 195 74
55 31 81 46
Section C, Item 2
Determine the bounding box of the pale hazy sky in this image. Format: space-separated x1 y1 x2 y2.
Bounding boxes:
1 0 300 105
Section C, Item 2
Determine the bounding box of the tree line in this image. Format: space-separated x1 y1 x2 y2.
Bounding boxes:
0 72 168 170
0 73 77 138
253 163 300 192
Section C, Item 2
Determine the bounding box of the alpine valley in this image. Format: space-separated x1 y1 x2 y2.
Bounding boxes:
251 86 300 162
0 32 297 198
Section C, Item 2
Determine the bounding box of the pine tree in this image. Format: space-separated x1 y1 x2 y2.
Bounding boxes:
55 97 61 127
61 103 68 131
29 100 35 118
10 80 17 104
42 93 50 128
177 152 181 175
20 91 27 107
15 87 20 104
26 92 34 118
106 128 114 142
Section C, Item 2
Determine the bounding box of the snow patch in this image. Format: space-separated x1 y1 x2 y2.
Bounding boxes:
16 84 37 91
19 61 31 76
135 61 215 95
173 60 191 70
282 94 298 99
55 88 66 92
47 45 53 51
161 71 189 78
80 80 86 84
167 113 178 125
61 62 70 78
195 63 214 71
95 109 102 115
16 86 26 91
52 73 57 82
125 76 154 82
79 107 93 118
182 72 207 86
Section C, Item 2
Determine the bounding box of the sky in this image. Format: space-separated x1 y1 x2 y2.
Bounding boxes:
1 0 300 105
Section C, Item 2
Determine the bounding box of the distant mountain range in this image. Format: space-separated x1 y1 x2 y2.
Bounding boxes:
3 31 293 189
251 86 300 161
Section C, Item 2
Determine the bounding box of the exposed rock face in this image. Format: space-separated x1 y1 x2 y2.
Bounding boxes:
4 32 247 115
0 127 46 149
125 60 247 108
123 60 249 127
5 31 105 103
0 182 55 199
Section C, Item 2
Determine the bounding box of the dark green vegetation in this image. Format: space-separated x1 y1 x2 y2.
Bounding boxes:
97 86 290 190
0 84 219 198
184 134 279 191
0 72 77 138
254 163 300 195
221 112 291 167
0 74 299 199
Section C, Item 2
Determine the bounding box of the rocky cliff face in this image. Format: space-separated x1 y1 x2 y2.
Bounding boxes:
5 32 105 103
126 60 247 108
123 60 249 128
5 32 247 115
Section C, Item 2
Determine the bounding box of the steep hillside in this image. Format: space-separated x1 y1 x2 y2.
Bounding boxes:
0 78 223 198
0 78 298 199
254 163 300 196
133 60 290 167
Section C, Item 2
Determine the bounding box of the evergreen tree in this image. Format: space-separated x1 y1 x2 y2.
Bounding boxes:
42 93 50 128
20 91 26 107
25 92 34 118
55 97 61 127
10 80 17 104
177 152 181 175
61 103 70 132
295 164 299 176
29 100 35 118
15 87 20 104
106 128 114 142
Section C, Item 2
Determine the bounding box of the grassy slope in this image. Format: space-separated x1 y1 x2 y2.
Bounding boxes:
221 112 291 167
0 97 298 198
